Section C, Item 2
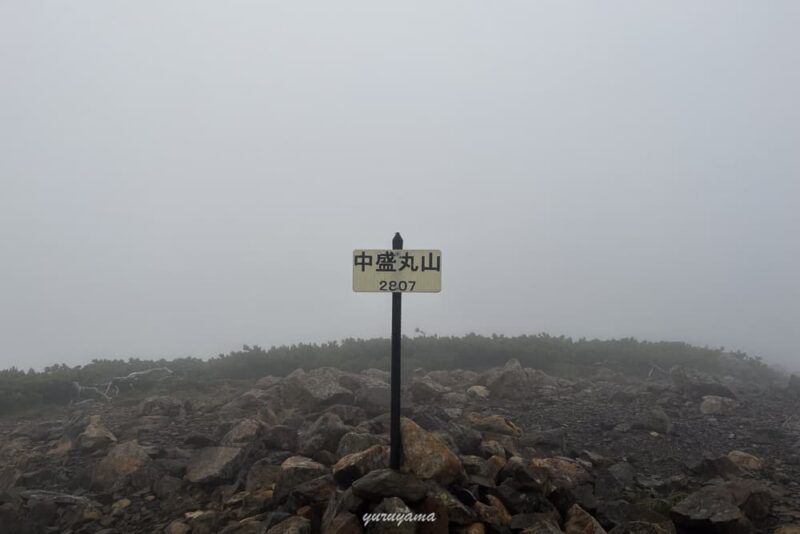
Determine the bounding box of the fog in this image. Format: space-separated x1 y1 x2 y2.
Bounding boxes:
1 2 798 371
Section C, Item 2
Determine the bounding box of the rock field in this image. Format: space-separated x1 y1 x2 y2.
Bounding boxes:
2 359 800 533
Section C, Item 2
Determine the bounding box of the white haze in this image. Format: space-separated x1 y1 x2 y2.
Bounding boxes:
1 2 798 370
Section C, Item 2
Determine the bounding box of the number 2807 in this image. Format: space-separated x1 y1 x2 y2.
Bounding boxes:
378 281 416 292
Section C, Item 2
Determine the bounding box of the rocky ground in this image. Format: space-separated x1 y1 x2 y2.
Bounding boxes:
1 360 799 534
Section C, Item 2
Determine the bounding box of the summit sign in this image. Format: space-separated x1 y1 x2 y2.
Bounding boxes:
352 249 441 293
353 233 441 470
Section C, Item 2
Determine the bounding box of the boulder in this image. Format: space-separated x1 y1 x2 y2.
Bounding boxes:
726 451 763 471
467 413 522 437
138 396 185 417
426 487 478 524
92 440 154 490
273 456 329 503
338 432 389 457
670 485 750 533
264 425 298 451
283 368 354 409
670 366 736 399
351 468 429 503
255 375 281 389
700 396 738 415
475 494 512 526
483 360 569 400
222 418 266 445
19 490 102 532
410 376 451 402
354 383 392 415
267 516 311 534
333 445 390 487
489 479 558 515
321 511 363 534
633 407 672 435
299 413 352 457
461 454 504 487
76 416 117 452
246 459 282 493
565 504 607 533
724 479 773 520
368 497 416 534
466 386 490 401
531 457 592 491
185 446 243 484
499 456 549 492
326 405 368 426
400 417 463 484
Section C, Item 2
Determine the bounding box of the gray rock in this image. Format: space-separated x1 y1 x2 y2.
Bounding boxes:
185 446 243 484
633 407 672 435
266 515 311 534
273 456 329 503
337 431 389 457
351 468 429 502
138 396 185 417
671 485 750 534
92 440 154 491
299 413 352 456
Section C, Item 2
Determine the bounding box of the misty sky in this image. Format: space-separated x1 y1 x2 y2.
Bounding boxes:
1 2 798 370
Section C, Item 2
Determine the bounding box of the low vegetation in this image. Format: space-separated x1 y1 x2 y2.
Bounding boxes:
0 333 772 415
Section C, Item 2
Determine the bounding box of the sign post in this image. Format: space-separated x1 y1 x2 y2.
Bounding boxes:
353 235 442 470
390 232 403 469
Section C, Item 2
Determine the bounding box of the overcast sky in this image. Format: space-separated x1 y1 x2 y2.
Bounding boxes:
1 2 798 371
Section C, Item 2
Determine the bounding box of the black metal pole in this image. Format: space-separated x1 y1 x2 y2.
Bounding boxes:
390 232 403 469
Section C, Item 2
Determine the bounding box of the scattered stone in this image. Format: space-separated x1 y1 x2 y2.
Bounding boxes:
76 416 117 452
92 440 154 491
283 368 354 409
267 515 311 533
337 432 389 457
273 456 329 503
565 503 607 533
467 413 523 437
185 446 243 484
400 417 463 484
700 395 738 415
727 450 763 471
368 497 416 534
633 407 672 435
411 375 451 402
299 413 351 457
466 385 490 401
138 395 185 417
246 458 282 493
222 419 265 445
670 485 749 533
351 468 429 503
333 445 389 487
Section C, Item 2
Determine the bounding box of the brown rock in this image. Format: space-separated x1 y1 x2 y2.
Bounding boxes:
333 445 389 487
92 440 153 490
185 446 243 484
400 417 463 484
76 417 117 452
222 419 265 445
467 413 523 437
670 485 749 533
246 459 282 493
700 396 738 415
274 456 329 503
726 451 763 471
565 504 607 533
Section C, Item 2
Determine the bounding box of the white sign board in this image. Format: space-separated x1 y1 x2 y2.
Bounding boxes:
353 249 441 292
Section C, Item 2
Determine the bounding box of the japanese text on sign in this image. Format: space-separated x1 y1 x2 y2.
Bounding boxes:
352 250 441 292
